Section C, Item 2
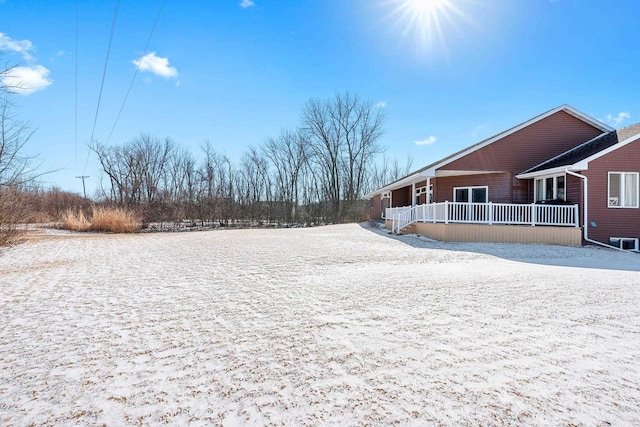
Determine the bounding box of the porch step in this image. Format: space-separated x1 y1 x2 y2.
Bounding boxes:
398 223 416 235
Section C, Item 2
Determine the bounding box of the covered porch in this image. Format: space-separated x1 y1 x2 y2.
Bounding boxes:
385 201 582 246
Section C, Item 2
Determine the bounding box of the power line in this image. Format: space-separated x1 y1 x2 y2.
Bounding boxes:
84 0 120 173
106 0 166 145
74 0 78 172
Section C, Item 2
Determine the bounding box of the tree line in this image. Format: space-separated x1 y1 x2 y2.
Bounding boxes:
91 92 413 227
1 84 416 242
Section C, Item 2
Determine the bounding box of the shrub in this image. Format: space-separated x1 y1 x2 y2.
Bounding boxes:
0 186 28 246
90 206 141 233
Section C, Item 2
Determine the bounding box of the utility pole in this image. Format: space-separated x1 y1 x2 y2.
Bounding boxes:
76 175 90 199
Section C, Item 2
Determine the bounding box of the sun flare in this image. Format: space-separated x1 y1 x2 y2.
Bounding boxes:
381 0 472 57
404 0 450 16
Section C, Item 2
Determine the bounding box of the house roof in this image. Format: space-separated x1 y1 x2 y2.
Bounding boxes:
365 104 612 197
518 123 640 177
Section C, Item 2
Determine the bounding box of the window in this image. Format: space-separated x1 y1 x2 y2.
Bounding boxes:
609 237 639 251
608 172 639 208
454 186 487 203
535 174 566 202
416 184 433 203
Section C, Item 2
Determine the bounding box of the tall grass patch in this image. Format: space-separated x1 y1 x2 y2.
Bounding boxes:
60 206 141 233
61 210 91 232
90 207 141 233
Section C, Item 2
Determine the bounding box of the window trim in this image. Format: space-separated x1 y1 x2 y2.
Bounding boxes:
453 186 488 203
608 172 639 209
534 173 566 202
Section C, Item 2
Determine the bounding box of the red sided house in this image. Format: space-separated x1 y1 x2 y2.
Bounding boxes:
366 105 640 251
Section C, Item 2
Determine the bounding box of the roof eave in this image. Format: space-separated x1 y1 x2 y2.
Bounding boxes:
560 104 614 132
577 133 640 166
428 104 611 173
516 165 576 179
364 172 431 198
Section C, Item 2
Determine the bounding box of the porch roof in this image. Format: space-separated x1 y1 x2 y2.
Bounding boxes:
517 123 640 179
365 170 505 198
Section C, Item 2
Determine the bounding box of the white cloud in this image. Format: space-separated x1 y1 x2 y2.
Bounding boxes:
0 32 34 61
240 0 255 8
375 101 387 108
1 65 52 95
414 135 437 146
606 111 630 126
471 124 488 138
132 52 178 79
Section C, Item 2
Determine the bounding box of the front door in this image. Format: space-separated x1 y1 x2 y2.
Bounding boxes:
453 186 488 221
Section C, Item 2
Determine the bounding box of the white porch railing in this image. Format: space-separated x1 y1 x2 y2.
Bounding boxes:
386 202 579 234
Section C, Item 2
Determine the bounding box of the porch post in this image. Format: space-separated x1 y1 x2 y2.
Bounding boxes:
426 178 431 203
412 182 416 207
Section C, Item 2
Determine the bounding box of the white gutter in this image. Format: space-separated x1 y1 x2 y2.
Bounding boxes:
564 169 627 252
516 165 574 180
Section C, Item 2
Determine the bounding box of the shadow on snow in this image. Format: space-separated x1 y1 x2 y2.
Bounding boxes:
359 222 640 273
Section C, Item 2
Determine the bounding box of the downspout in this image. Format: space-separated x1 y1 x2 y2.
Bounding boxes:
564 169 627 251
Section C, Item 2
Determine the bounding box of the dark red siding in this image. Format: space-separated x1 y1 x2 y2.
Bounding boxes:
434 173 512 203
565 174 584 227
391 187 411 207
441 111 604 203
584 139 640 246
442 111 604 173
370 194 383 220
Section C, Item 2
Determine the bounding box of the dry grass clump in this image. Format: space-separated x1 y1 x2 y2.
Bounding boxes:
61 210 92 231
60 206 141 233
89 206 141 233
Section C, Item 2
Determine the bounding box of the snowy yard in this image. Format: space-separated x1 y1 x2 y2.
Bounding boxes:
1 223 639 426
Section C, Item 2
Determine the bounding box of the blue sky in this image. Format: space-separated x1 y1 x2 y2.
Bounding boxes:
1 0 639 195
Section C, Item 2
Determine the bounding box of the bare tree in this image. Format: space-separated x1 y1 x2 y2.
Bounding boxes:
237 146 271 223
368 153 414 192
301 97 341 221
263 129 308 224
301 92 385 222
0 61 20 94
391 153 414 182
165 146 197 220
0 98 38 186
199 142 233 224
93 134 173 218
0 96 43 244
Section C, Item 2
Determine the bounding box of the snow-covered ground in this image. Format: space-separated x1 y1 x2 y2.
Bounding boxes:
1 223 639 425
